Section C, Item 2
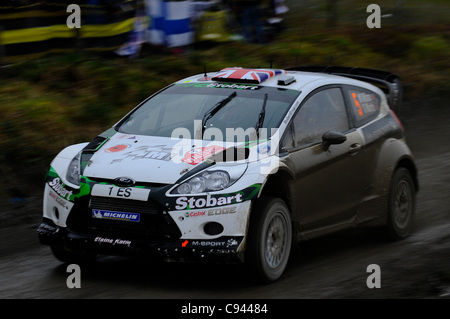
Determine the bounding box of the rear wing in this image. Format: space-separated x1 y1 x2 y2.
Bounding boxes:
286 66 403 113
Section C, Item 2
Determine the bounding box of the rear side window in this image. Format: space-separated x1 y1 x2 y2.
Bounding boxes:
345 86 381 126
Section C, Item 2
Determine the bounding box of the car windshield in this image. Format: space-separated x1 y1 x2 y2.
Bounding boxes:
116 83 299 142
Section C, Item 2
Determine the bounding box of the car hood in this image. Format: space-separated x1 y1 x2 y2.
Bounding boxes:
83 133 238 185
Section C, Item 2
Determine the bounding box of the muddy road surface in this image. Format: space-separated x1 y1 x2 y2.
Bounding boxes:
1 96 449 300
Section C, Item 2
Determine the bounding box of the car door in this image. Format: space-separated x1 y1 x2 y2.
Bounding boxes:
282 86 369 229
342 84 383 184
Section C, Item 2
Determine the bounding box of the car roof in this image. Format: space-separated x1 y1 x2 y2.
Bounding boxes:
176 67 384 95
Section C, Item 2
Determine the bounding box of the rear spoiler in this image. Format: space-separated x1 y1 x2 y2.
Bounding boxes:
286 66 403 113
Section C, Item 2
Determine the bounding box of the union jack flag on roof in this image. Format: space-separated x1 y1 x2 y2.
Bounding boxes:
212 67 286 84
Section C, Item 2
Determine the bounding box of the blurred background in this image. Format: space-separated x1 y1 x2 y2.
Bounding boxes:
0 0 449 220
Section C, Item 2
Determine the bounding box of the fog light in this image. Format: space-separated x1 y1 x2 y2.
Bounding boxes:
204 222 224 236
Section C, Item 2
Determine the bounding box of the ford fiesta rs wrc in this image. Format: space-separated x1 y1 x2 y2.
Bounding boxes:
38 65 418 283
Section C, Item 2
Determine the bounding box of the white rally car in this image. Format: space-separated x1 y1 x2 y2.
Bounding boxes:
38 66 418 283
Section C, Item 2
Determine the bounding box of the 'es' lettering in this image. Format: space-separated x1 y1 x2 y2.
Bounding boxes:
109 187 131 197
366 4 381 29
67 4 81 29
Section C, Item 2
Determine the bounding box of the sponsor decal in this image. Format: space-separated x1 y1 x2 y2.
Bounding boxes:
257 143 271 155
175 193 243 210
105 144 130 153
48 177 73 200
206 82 259 90
94 237 132 246
191 241 227 247
190 237 241 249
351 91 379 117
175 82 259 90
185 210 206 218
118 134 136 140
181 145 225 165
207 207 237 216
49 190 69 209
226 238 239 247
92 209 140 222
183 207 237 217
182 207 237 218
110 145 172 164
283 101 299 124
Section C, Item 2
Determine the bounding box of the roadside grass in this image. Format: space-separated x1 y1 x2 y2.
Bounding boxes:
0 3 449 202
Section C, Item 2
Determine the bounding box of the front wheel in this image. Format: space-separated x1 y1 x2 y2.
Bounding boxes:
245 197 292 283
386 167 416 240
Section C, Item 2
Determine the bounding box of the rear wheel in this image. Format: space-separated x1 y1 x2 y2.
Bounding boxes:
245 197 292 283
386 167 416 240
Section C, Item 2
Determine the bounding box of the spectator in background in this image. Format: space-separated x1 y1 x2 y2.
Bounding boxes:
266 0 289 37
236 0 269 44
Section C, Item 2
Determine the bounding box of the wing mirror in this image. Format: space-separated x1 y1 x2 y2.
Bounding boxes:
322 130 347 151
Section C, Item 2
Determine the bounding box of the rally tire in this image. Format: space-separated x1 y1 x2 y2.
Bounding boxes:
386 167 416 240
245 197 292 284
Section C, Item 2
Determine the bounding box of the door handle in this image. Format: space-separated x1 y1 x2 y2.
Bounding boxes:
349 143 362 155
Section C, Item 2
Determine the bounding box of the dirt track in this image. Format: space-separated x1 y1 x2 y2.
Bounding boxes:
0 95 449 300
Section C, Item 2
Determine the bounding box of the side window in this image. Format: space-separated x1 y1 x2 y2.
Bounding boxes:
345 86 381 126
292 88 349 147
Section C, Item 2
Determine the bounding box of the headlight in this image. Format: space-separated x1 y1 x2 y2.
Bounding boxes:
66 152 81 186
173 165 247 194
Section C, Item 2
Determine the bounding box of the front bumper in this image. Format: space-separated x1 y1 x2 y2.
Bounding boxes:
37 218 245 263
41 169 260 264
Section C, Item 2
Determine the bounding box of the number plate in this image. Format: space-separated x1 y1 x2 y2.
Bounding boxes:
91 184 150 201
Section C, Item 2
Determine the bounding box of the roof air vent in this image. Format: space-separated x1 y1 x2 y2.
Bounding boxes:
277 75 295 86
